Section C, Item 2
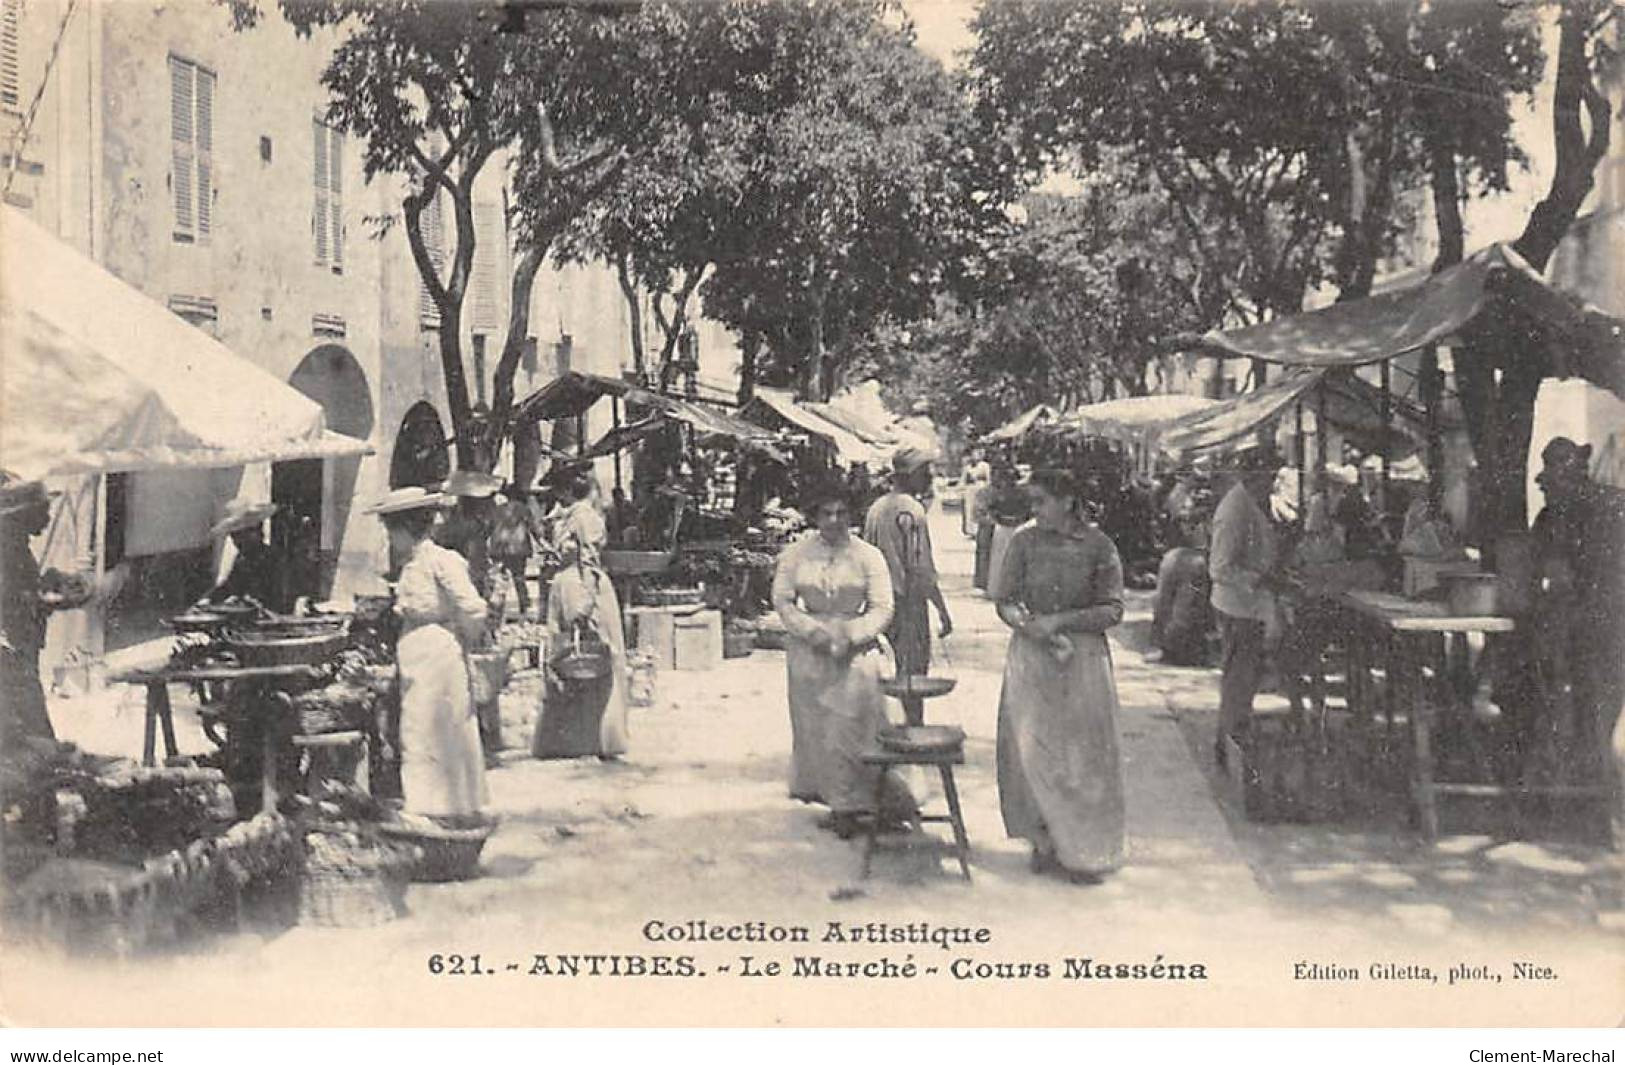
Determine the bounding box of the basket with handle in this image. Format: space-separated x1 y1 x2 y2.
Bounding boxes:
554 624 612 682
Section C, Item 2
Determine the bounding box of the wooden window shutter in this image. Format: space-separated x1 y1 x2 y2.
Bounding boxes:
169 57 195 239
416 180 444 326
312 118 329 263
193 68 214 238
328 128 343 272
472 200 504 334
0 0 21 112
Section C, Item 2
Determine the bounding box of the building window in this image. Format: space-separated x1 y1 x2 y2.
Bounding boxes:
472 334 487 406
313 118 343 272
1 0 21 113
416 177 445 328
168 294 219 336
169 55 215 243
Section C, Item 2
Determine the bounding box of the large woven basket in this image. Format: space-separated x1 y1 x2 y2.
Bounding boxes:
376 814 500 883
298 829 419 928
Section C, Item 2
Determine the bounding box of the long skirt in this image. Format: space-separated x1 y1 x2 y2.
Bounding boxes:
973 524 994 590
961 486 980 538
398 625 489 818
987 523 1018 595
785 639 912 814
533 572 630 759
996 630 1125 874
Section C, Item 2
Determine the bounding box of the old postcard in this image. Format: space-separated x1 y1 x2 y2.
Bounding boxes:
1 0 1621 1029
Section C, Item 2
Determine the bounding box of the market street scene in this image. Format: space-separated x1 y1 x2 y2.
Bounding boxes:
2 0 1623 1029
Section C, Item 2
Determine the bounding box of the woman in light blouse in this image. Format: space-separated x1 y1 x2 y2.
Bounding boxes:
772 478 913 838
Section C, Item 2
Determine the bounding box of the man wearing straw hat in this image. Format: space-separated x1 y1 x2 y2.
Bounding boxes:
1 474 91 746
200 497 280 610
1208 444 1282 768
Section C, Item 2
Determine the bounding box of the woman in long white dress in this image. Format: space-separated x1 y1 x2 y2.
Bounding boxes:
772 480 914 837
370 487 490 820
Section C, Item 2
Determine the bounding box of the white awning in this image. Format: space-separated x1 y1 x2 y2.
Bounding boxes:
1 208 371 480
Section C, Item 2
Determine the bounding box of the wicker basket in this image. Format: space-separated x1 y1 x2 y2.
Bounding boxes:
298 829 419 928
722 629 755 659
376 814 500 883
468 651 508 705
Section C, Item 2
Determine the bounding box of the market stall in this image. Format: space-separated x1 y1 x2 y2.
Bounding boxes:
0 209 399 950
515 371 793 671
1163 244 1625 839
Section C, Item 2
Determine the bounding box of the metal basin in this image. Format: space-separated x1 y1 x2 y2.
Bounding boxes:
879 675 957 700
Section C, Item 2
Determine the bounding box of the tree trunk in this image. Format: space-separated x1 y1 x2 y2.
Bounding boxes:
483 242 547 468
1512 3 1612 274
1427 130 1464 272
737 329 760 406
1460 4 1612 543
616 251 646 381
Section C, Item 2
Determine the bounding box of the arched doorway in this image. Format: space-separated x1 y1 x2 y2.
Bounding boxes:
391 401 451 489
273 345 375 606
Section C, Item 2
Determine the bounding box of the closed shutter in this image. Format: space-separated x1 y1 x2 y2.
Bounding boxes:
312 118 329 263
416 180 444 326
471 199 505 333
194 68 213 238
170 57 195 239
328 128 343 272
0 0 20 112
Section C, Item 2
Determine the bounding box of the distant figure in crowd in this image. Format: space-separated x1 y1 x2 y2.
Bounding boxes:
974 459 1015 591
489 487 536 617
369 487 489 820
608 486 642 548
1526 437 1625 817
986 460 1032 596
201 498 281 609
1208 446 1281 768
772 478 913 838
1151 513 1212 667
1332 478 1379 560
1292 489 1346 567
1 475 98 747
962 450 991 540
532 530 629 761
436 470 503 596
556 473 609 555
863 447 953 726
993 469 1126 884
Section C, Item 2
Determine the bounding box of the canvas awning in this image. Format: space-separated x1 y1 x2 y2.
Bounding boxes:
514 370 779 450
1185 244 1625 398
984 404 1056 443
745 388 888 466
1046 394 1219 444
0 208 370 480
1156 368 1428 457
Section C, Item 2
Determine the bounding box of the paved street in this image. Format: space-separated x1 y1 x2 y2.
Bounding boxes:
22 502 1623 1026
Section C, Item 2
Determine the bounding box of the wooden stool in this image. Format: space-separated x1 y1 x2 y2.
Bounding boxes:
858 747 972 882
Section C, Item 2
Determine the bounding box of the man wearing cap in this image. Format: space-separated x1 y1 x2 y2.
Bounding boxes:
863 447 953 725
201 498 281 610
1208 445 1281 767
1 475 92 745
1527 437 1625 829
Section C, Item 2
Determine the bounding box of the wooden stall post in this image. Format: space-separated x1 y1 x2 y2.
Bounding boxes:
1420 344 1443 507
1295 401 1306 520
1379 359 1393 514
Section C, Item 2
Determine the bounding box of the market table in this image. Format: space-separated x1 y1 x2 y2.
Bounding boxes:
108 663 322 813
1320 588 1564 841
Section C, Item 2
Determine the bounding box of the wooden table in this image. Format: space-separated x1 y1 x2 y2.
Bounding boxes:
109 663 322 813
1328 590 1520 840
